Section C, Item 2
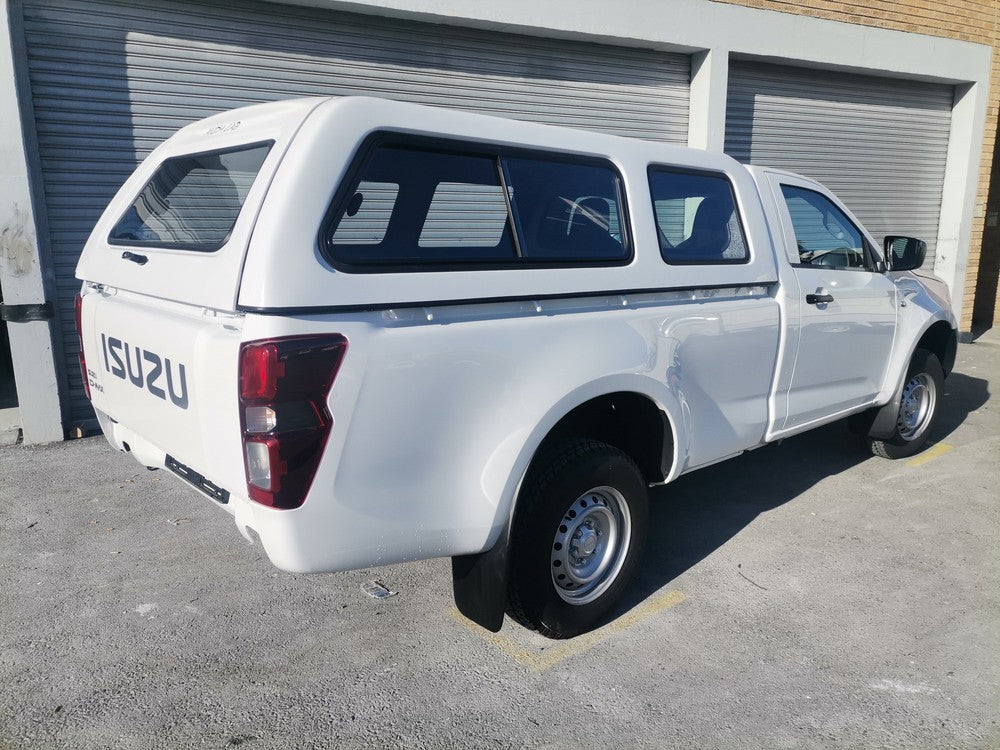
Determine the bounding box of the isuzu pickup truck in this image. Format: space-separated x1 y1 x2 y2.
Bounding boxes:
75 96 957 638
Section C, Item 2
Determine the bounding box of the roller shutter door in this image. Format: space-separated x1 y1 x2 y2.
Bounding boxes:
725 61 952 271
20 0 691 426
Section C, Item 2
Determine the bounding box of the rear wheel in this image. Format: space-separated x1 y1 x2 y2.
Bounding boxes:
506 439 648 639
868 348 943 459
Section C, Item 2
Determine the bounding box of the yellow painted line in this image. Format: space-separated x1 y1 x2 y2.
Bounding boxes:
450 588 686 672
907 443 953 467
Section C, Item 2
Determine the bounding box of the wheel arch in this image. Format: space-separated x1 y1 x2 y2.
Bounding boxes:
530 391 676 485
507 376 682 531
853 318 957 440
452 377 681 632
916 319 957 377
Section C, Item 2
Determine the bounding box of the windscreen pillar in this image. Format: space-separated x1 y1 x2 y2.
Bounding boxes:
0 1 66 443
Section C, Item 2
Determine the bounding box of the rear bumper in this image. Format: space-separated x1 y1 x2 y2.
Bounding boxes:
94 408 374 573
96 408 239 518
96 409 284 562
94 407 492 574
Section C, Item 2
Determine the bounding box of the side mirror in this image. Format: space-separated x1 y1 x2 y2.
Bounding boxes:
884 236 927 272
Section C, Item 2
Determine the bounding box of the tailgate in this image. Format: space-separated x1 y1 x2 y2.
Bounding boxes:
75 97 323 312
80 288 246 502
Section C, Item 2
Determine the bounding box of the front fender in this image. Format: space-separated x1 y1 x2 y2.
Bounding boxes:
865 313 957 440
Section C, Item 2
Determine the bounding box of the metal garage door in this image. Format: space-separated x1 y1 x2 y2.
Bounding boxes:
725 61 953 271
20 0 691 427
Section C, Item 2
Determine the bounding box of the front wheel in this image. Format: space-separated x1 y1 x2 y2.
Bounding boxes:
506 439 648 639
868 348 944 459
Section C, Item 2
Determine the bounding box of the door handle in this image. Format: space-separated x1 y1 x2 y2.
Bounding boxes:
122 251 148 266
806 293 834 305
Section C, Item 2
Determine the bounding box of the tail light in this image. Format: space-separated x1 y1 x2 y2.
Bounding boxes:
74 293 91 400
238 335 348 509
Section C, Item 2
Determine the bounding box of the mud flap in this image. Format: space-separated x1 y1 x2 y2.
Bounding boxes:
847 395 898 439
852 341 953 441
451 523 511 633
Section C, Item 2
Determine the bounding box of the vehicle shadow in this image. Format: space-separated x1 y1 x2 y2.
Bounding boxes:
935 372 991 441
608 370 991 618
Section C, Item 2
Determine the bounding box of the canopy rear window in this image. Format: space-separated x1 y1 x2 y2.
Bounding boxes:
109 142 272 252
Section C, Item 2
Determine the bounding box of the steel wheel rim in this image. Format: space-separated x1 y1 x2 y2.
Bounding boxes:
551 486 631 605
897 372 936 441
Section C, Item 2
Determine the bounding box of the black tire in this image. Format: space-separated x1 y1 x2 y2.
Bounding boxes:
868 348 944 459
506 439 648 639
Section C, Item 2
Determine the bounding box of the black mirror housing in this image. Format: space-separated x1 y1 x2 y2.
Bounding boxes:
884 236 927 272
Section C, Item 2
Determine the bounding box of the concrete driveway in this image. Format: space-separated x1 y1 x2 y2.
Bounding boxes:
1 335 998 749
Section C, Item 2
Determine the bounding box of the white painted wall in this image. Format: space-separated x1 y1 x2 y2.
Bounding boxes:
688 48 729 152
287 0 990 83
934 82 989 330
1 1 64 443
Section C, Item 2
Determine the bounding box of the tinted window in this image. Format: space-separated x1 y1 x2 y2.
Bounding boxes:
648 169 748 264
329 181 398 245
325 145 516 265
109 142 271 251
419 183 509 248
323 138 630 269
780 185 867 269
504 157 626 260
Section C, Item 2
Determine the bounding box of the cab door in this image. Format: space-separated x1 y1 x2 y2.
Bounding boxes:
766 172 897 432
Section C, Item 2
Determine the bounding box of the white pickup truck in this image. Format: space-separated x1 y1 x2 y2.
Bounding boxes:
75 96 957 638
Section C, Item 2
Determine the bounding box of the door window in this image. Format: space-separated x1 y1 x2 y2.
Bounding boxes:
780 185 869 270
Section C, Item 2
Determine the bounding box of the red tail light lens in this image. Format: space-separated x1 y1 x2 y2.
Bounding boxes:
75 293 91 401
239 343 284 401
238 335 347 509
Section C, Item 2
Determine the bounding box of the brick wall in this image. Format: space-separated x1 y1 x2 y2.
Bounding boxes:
714 0 1000 330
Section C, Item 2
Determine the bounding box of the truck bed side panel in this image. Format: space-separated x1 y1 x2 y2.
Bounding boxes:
237 290 780 573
